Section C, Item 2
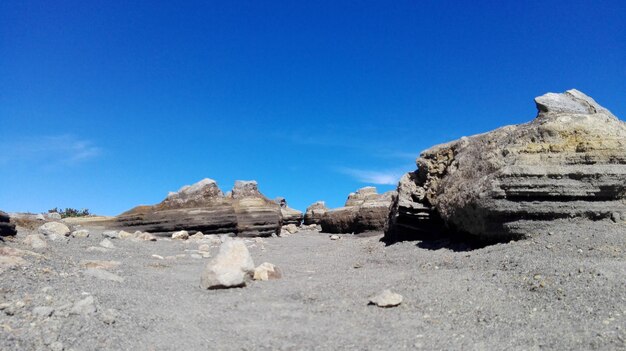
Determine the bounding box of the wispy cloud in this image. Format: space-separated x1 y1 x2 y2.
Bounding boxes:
0 135 102 167
337 167 405 185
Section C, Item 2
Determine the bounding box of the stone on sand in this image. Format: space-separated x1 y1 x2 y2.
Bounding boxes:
172 230 189 240
38 222 71 239
369 289 403 308
23 234 47 250
71 229 90 238
200 240 254 289
253 262 282 281
99 239 116 249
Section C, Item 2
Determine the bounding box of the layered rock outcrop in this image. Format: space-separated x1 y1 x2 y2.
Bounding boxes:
303 202 328 225
320 187 395 233
274 197 303 225
0 211 17 236
386 89 626 242
117 179 282 237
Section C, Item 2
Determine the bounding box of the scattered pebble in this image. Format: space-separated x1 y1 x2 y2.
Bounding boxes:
71 229 90 238
152 254 164 260
330 235 340 240
369 289 403 308
253 262 282 281
102 230 119 239
172 230 189 240
99 239 116 249
118 230 134 239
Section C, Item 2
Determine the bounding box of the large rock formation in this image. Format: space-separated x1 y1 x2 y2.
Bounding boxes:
274 197 303 225
116 179 282 237
386 89 626 242
303 201 328 225
0 211 17 236
320 187 396 233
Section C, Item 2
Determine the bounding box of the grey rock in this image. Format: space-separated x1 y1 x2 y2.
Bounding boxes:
38 222 71 238
200 240 255 289
172 230 189 240
71 229 90 238
369 289 403 307
282 224 299 234
23 234 47 250
99 239 116 249
386 89 626 242
102 230 119 239
303 201 328 225
253 262 282 281
46 212 62 220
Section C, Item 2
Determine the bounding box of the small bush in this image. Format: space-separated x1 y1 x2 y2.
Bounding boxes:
48 207 91 218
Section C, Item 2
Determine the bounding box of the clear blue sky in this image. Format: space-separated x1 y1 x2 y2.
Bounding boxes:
1 1 625 215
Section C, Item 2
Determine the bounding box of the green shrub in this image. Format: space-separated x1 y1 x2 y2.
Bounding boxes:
48 207 91 218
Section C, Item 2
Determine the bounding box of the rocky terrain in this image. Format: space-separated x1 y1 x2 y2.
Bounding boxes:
319 187 395 234
0 217 624 350
387 89 626 242
1 89 624 350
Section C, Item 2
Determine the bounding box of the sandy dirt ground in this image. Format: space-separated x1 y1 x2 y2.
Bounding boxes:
1 219 625 350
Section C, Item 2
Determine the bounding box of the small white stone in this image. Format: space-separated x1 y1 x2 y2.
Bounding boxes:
71 229 90 238
99 239 116 249
369 289 403 308
172 230 189 240
330 235 340 240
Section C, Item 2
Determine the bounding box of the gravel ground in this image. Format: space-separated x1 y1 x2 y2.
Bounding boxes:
1 219 625 350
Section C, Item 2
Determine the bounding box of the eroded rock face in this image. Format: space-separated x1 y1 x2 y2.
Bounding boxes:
275 197 304 225
0 211 17 237
320 187 395 234
303 201 328 225
117 179 281 237
386 89 626 242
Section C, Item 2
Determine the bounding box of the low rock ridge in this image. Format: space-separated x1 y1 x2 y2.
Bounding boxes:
116 179 282 237
386 89 626 242
319 187 396 234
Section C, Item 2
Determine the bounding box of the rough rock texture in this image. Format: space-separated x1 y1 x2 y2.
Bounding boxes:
253 262 283 281
386 89 626 242
0 211 17 236
320 188 395 234
116 179 282 237
200 240 255 289
275 197 304 226
228 181 283 237
38 222 71 239
368 289 403 308
303 202 328 225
